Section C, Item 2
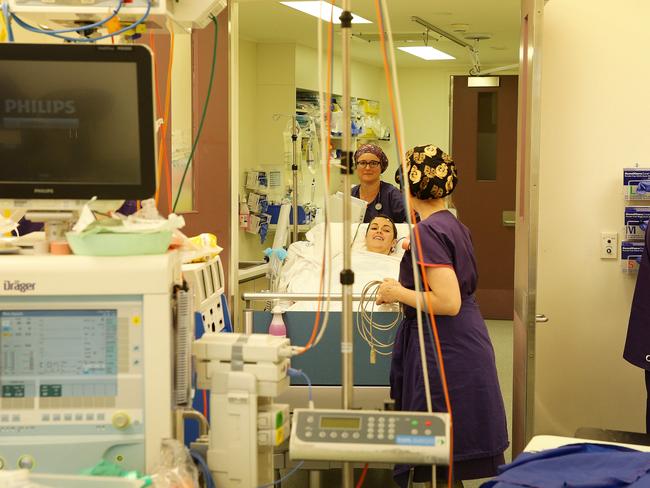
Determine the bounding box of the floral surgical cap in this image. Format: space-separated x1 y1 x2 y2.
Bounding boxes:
354 144 389 173
402 145 457 199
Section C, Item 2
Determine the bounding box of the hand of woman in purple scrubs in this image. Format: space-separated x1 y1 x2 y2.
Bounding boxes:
376 268 461 316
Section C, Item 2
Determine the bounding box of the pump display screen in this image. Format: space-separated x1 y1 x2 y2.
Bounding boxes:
320 417 361 430
0 310 118 398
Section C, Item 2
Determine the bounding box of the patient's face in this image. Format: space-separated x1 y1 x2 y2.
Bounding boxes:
365 217 397 255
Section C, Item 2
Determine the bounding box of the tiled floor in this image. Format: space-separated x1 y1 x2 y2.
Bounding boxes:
281 320 514 488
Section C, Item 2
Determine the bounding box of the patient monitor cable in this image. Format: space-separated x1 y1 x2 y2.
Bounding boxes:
357 280 401 363
374 0 455 486
8 0 152 43
293 1 336 356
172 15 218 213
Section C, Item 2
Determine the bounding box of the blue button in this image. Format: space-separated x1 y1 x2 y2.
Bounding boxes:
395 435 436 446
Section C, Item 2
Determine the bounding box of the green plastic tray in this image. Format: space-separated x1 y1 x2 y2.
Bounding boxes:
66 231 173 256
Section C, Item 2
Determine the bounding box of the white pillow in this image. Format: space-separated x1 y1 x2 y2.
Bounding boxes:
306 222 411 259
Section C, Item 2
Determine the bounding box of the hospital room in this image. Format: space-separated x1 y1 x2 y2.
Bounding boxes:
1 0 649 487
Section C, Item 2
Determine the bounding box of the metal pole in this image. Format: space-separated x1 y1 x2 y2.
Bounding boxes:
244 300 253 335
291 116 299 243
340 2 354 487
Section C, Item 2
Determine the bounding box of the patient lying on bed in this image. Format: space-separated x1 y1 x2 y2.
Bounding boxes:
278 215 405 311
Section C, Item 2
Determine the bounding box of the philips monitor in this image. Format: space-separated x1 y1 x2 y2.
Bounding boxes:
0 43 156 204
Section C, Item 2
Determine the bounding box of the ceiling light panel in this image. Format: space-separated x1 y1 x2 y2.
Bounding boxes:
398 46 455 61
280 1 372 24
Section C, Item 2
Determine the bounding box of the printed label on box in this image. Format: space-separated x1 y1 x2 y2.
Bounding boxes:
625 206 650 240
624 168 650 200
621 240 645 272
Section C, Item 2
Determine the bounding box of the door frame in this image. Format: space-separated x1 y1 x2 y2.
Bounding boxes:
512 0 545 455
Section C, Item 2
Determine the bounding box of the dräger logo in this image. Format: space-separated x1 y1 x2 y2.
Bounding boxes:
4 99 76 115
3 280 36 293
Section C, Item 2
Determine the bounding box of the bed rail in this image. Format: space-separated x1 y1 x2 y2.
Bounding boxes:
241 292 367 334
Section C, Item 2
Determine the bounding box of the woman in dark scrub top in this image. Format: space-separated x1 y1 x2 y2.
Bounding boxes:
624 223 650 433
376 145 509 487
351 143 406 223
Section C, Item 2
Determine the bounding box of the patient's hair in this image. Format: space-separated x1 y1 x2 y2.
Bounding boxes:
366 214 397 239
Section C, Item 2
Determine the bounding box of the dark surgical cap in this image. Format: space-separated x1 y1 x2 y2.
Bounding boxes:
401 145 457 200
354 143 389 173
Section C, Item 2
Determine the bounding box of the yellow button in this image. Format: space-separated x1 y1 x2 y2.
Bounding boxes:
275 427 284 446
112 412 131 430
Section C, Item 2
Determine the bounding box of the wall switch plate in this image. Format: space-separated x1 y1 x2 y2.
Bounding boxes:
601 232 618 259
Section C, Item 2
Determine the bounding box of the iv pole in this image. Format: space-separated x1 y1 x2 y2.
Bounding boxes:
273 113 301 244
339 2 354 487
291 115 299 244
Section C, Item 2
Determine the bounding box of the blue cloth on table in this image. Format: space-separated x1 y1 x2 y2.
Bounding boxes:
481 443 650 488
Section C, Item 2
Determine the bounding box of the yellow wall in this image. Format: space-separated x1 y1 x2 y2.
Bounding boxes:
534 0 647 435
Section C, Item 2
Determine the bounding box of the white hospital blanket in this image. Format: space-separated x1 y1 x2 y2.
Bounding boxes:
278 242 401 311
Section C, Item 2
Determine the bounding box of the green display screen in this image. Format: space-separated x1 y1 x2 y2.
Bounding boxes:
40 384 62 397
319 416 361 430
2 384 25 398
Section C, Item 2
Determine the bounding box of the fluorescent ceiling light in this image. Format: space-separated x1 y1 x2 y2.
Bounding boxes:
280 1 372 24
398 46 455 60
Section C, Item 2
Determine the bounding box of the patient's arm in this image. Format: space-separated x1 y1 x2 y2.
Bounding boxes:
376 266 461 316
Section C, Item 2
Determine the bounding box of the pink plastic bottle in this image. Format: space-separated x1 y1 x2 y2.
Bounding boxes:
268 306 287 337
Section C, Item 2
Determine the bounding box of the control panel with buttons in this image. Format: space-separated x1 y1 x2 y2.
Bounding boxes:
290 408 450 465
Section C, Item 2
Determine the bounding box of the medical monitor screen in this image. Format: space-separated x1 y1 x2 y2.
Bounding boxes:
0 44 155 200
0 310 118 399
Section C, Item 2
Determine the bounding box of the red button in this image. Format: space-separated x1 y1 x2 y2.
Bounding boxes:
425 420 432 427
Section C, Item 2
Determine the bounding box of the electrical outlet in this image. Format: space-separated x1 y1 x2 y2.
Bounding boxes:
601 232 618 259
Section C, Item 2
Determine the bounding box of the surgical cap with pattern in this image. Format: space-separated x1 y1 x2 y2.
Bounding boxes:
354 143 389 173
402 145 457 199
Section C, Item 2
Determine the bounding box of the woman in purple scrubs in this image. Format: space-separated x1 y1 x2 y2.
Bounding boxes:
624 224 650 433
377 145 509 487
351 144 406 223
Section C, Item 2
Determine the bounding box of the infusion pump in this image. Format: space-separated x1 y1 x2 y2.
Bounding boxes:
0 253 180 474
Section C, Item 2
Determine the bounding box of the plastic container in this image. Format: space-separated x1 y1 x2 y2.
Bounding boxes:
268 306 287 337
66 231 172 256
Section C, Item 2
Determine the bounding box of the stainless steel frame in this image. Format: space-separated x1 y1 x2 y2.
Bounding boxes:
512 0 544 455
242 291 373 334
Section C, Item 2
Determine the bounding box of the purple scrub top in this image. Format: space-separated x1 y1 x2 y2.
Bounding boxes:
625 225 650 370
390 210 508 481
351 181 406 223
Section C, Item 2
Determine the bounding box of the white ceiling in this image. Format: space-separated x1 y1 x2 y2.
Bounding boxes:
239 0 521 70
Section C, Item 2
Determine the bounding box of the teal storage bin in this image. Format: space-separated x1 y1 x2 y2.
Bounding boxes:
66 231 173 256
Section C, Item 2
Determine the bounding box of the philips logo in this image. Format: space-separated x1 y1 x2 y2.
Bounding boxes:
33 188 55 194
3 280 36 293
4 99 76 115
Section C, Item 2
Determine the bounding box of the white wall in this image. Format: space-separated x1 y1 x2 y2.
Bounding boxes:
535 0 648 435
397 67 454 155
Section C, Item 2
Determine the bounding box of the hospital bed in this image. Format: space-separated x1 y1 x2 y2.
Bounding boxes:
243 292 400 410
242 221 408 410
